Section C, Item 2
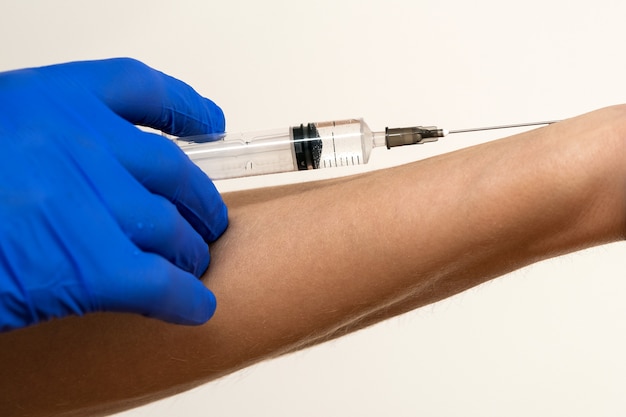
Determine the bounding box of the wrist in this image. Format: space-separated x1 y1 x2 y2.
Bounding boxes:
584 105 626 242
547 105 626 247
609 105 626 240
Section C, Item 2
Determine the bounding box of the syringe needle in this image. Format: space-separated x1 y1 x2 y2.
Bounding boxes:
448 120 559 135
383 120 559 149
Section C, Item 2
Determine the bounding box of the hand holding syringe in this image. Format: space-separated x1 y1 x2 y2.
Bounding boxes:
176 118 558 180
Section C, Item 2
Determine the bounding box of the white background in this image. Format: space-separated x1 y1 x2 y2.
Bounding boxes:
2 1 625 416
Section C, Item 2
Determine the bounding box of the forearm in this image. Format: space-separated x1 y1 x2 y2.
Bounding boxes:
0 106 623 417
224 104 626 351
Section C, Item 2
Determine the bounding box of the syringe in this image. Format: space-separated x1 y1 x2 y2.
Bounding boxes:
177 118 558 180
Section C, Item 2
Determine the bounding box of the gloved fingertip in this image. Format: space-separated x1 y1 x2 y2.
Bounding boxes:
177 178 229 244
202 96 226 134
166 96 225 137
176 286 217 325
211 200 229 241
102 255 218 325
159 75 226 137
201 288 217 322
151 283 217 326
192 247 211 278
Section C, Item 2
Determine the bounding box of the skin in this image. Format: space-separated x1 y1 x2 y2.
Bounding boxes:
0 105 624 417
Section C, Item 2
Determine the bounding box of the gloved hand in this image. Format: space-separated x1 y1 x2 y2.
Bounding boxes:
0 58 228 332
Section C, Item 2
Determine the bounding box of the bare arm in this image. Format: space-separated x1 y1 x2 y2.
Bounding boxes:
0 106 624 417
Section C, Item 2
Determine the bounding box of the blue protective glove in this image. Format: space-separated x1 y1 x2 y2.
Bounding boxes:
0 58 228 332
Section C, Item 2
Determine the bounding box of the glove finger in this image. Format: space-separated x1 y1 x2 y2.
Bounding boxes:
98 251 217 325
100 121 228 243
63 134 213 276
73 156 217 324
106 183 211 278
43 57 225 136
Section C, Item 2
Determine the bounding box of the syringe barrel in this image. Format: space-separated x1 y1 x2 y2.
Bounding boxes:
178 119 375 180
